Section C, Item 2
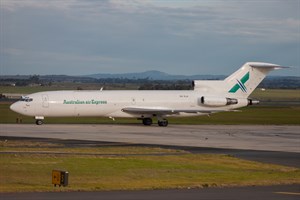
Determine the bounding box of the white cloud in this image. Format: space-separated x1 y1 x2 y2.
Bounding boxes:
2 0 298 43
1 0 299 75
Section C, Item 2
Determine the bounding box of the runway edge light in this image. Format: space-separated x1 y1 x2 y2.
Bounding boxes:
52 170 69 187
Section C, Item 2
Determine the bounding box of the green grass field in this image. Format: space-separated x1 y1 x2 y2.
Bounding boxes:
250 89 300 101
0 140 299 192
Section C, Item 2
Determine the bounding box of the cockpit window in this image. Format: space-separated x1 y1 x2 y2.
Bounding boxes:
20 97 33 102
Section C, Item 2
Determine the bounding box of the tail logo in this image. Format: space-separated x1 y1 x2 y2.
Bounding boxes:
228 72 249 93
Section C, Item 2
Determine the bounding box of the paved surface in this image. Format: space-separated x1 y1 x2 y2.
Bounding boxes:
1 136 299 167
1 124 299 200
1 185 300 200
1 124 299 153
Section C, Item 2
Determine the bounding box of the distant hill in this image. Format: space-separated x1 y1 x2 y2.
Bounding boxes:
0 75 96 83
1 70 299 89
85 70 225 80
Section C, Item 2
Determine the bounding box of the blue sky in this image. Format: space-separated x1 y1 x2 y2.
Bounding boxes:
1 0 299 76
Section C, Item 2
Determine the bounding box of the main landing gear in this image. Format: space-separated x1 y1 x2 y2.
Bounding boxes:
158 119 168 127
142 118 153 126
142 118 168 127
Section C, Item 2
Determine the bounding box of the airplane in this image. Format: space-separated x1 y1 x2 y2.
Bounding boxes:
10 62 286 126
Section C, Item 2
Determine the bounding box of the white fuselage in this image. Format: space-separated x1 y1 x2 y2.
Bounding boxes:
10 90 247 119
9 62 285 126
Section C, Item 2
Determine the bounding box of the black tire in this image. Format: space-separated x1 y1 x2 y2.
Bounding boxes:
158 120 168 127
36 120 43 125
142 118 152 126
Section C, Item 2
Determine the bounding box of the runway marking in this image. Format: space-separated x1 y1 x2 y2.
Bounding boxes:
275 192 300 196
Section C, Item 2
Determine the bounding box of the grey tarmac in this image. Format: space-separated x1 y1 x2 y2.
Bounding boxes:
1 124 299 153
1 185 300 200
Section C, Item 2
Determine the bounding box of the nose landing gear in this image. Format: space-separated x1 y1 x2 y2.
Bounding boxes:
35 116 44 125
36 119 43 125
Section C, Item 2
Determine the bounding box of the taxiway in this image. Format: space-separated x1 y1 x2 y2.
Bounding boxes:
1 124 299 153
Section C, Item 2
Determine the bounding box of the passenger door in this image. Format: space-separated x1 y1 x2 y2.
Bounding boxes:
42 94 49 108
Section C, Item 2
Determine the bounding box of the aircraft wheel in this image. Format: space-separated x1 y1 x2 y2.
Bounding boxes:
158 120 168 127
142 118 152 126
36 119 43 125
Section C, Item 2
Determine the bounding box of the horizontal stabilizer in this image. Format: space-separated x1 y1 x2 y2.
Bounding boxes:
248 62 290 70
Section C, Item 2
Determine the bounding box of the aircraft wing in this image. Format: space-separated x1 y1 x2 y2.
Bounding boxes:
121 106 224 115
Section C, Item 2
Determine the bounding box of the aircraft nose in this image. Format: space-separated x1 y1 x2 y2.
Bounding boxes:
10 102 20 113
